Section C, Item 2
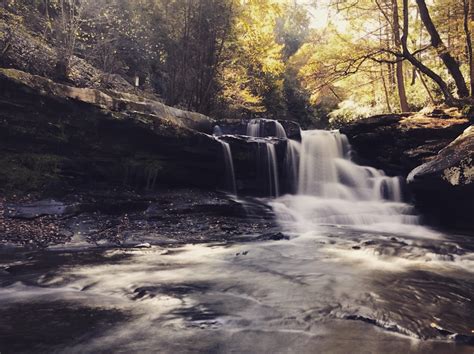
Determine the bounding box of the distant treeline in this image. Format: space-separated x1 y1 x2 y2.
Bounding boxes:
2 0 473 126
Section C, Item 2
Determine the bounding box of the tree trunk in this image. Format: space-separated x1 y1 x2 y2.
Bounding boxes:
418 70 436 104
464 0 474 96
381 64 392 112
392 0 409 112
416 0 469 98
401 0 454 103
471 0 474 21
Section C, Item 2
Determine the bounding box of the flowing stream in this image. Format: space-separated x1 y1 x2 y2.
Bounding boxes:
0 119 473 353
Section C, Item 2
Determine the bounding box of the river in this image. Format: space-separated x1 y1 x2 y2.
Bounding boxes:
0 123 473 353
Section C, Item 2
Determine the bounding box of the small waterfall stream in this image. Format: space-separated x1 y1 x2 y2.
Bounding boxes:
285 139 301 194
247 118 287 138
265 142 280 197
219 140 237 194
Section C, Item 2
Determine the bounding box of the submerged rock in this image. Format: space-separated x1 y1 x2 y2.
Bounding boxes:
407 126 474 230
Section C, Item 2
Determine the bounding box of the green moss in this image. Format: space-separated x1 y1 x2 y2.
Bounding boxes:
0 153 64 194
461 105 474 123
121 156 164 189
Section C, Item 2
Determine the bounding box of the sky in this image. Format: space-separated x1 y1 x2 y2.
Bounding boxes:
303 0 348 31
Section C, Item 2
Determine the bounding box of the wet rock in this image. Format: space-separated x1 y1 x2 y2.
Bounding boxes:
134 242 151 249
278 120 302 141
1 187 281 248
219 135 289 195
4 200 79 219
257 232 290 241
215 119 301 140
82 198 151 215
407 125 474 230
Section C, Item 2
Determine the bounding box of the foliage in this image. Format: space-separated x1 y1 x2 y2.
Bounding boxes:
4 0 474 124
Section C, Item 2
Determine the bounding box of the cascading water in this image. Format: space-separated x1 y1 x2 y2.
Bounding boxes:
246 119 285 196
214 120 412 214
296 130 402 201
284 140 301 194
265 142 280 197
272 129 420 232
212 130 237 194
213 125 223 136
219 140 237 194
247 118 287 138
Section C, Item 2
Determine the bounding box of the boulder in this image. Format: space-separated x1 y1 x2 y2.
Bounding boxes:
407 126 474 230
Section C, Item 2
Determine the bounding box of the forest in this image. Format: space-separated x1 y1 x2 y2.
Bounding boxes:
2 0 474 127
0 1 473 353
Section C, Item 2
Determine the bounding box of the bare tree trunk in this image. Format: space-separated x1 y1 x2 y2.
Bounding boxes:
381 65 392 112
416 0 469 98
401 0 454 104
392 0 409 112
464 0 474 96
418 70 436 104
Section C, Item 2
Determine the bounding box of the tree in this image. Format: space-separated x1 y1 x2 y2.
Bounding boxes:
217 0 286 118
415 0 469 98
391 0 409 111
463 0 474 96
54 0 87 79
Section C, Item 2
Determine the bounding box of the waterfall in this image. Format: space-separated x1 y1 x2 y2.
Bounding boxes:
245 119 285 196
213 118 428 233
296 130 403 202
272 129 420 230
220 140 237 194
266 142 280 197
247 119 287 138
285 140 301 194
213 136 237 195
213 125 223 136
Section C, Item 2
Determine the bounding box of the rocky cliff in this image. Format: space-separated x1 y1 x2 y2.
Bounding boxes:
0 68 223 195
340 113 470 176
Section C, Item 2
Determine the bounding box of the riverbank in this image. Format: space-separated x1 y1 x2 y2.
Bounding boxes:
0 188 282 248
